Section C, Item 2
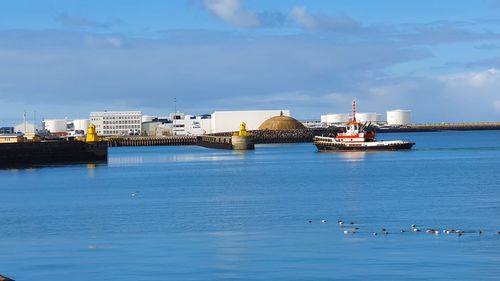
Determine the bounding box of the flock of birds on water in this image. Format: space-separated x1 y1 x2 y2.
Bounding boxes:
130 192 498 237
309 219 500 237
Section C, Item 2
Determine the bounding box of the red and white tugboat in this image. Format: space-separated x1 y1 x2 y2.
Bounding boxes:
314 101 415 151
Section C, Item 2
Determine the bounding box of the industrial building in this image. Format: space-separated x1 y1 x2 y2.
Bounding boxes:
0 134 24 143
320 113 350 125
140 110 293 136
42 119 90 136
387 110 411 125
356 113 383 123
43 119 68 134
14 122 35 134
73 119 91 134
90 111 142 136
320 112 382 125
211 110 290 133
141 114 212 136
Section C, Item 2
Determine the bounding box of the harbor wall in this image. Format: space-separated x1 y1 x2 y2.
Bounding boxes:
196 135 255 150
0 141 107 168
107 136 196 147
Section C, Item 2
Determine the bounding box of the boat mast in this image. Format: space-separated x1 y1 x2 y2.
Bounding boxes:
352 100 356 123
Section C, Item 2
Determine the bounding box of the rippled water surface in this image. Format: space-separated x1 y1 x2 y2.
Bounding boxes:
1 131 500 280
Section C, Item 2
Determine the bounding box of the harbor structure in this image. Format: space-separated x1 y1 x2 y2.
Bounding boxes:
211 110 290 133
0 134 24 143
197 122 255 150
0 123 108 168
258 112 306 130
90 111 142 136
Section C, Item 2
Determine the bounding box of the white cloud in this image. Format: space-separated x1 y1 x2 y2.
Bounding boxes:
290 6 316 30
83 35 124 48
440 68 500 88
203 0 259 27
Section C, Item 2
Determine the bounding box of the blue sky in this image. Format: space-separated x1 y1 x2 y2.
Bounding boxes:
1 0 500 124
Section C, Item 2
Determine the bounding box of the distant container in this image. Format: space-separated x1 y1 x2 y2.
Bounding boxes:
73 119 91 134
387 110 411 125
356 113 381 123
44 119 67 133
321 113 350 124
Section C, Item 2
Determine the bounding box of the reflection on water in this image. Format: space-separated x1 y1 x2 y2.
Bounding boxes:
109 150 250 166
338 151 367 162
86 163 96 178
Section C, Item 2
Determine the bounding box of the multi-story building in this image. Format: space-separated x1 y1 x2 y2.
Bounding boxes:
90 111 142 136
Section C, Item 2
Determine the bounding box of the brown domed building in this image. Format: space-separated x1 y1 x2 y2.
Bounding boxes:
258 112 306 131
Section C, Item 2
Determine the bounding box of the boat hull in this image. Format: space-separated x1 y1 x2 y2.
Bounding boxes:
314 138 415 152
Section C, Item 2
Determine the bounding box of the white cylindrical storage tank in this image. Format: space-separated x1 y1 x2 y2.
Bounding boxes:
327 113 350 124
44 119 67 133
387 110 411 125
141 115 156 123
73 119 91 133
356 113 379 123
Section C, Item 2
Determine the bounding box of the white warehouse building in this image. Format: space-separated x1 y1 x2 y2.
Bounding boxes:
387 110 411 125
211 110 290 133
90 111 142 136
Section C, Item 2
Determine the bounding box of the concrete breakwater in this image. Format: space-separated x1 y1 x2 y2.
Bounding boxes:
378 122 500 132
0 141 107 168
196 135 255 150
107 136 196 147
210 129 337 144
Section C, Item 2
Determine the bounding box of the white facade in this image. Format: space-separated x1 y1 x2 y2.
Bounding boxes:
184 118 212 135
321 113 350 124
356 112 382 123
43 119 67 133
387 110 411 125
90 111 142 136
73 119 90 134
211 110 290 133
14 122 35 134
171 116 212 136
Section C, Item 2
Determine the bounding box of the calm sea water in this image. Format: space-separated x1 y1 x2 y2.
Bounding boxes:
1 131 499 281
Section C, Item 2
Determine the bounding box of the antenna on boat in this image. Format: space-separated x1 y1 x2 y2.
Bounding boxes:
352 100 356 122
